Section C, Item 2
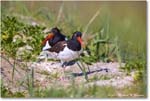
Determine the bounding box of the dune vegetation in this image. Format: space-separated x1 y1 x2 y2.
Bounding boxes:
1 1 147 98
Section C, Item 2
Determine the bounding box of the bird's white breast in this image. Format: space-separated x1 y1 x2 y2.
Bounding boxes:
42 41 51 51
57 47 82 62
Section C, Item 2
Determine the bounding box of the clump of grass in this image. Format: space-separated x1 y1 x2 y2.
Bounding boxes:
81 26 122 64
121 60 146 81
117 81 147 98
1 80 25 98
33 84 117 98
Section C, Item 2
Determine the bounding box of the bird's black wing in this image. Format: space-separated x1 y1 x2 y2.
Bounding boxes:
47 41 67 53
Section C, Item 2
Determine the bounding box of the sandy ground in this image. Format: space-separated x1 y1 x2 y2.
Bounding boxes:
1 54 134 94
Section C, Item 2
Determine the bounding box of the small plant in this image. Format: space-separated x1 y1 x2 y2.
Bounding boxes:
1 16 46 61
1 80 25 97
81 27 122 64
121 60 146 81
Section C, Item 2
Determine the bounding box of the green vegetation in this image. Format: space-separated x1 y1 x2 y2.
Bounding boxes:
121 60 146 81
33 85 117 98
1 16 45 61
1 1 147 98
1 80 25 98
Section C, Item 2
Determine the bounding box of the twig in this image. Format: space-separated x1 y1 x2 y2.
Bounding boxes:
0 55 21 75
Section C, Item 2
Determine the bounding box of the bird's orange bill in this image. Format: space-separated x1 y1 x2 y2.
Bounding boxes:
77 37 85 47
42 33 54 46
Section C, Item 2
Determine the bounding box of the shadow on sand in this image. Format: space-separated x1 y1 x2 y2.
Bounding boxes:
71 68 109 77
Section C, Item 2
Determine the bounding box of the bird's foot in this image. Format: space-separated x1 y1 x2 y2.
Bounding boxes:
61 62 68 68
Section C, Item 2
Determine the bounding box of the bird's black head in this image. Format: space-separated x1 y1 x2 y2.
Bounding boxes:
72 31 82 39
50 27 60 35
72 31 83 45
42 27 60 46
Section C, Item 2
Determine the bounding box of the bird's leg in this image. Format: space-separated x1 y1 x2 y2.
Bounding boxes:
76 61 89 82
59 68 66 81
45 57 48 63
87 65 91 72
59 61 68 81
59 61 65 79
60 60 64 66
45 53 48 62
62 62 67 78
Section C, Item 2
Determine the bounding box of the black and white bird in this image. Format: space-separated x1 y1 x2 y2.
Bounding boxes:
46 31 83 67
42 27 67 51
38 27 67 60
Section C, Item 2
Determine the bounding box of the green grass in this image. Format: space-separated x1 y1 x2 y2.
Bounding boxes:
1 1 147 98
1 80 146 98
1 80 25 98
33 85 117 98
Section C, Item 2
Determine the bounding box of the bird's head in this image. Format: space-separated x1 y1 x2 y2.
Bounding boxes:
72 31 84 47
42 27 60 46
50 27 60 35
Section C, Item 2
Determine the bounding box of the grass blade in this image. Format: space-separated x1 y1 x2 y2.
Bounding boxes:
83 8 101 37
77 61 88 82
55 2 64 25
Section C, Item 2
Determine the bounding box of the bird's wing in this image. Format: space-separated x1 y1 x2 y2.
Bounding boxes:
47 41 67 53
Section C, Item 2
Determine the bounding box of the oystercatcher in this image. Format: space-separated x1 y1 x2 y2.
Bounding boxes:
42 27 67 51
38 27 67 60
47 31 83 67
